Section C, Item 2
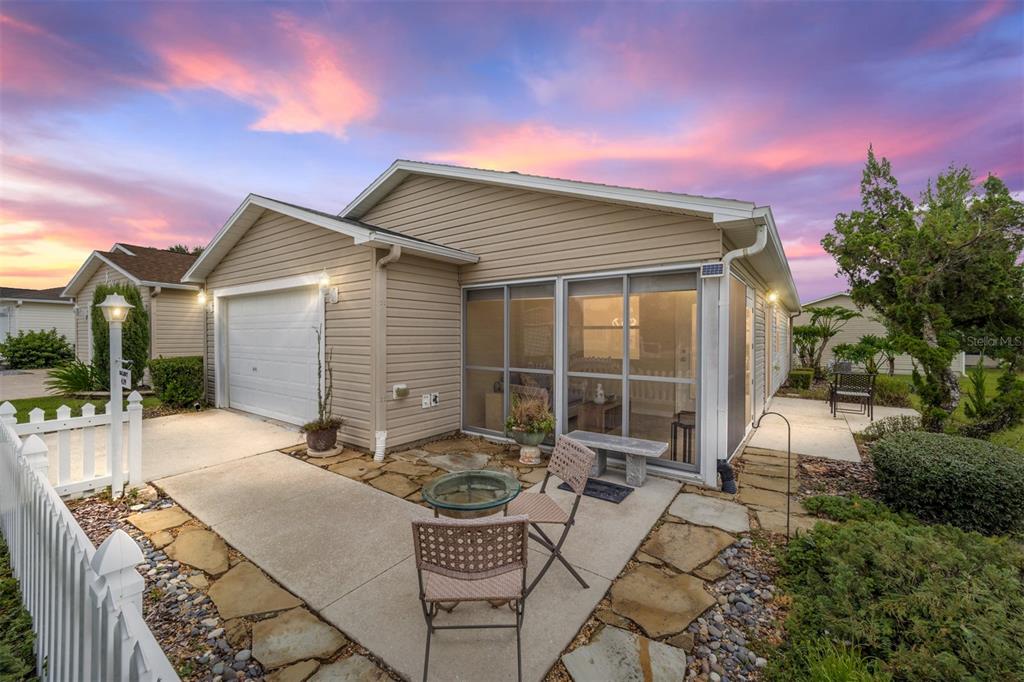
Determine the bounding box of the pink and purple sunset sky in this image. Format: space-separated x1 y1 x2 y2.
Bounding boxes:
1 1 1021 300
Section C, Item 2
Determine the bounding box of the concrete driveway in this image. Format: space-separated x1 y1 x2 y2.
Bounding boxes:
0 368 52 400
157 451 680 681
41 408 304 485
747 396 918 461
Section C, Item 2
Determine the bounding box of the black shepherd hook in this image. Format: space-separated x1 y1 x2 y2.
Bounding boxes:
752 410 792 541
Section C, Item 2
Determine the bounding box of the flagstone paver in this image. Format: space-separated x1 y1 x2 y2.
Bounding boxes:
367 473 420 498
267 659 320 682
641 522 736 573
423 452 490 472
308 654 390 681
668 493 751 533
610 564 715 638
149 530 174 549
756 510 828 536
741 473 792 493
562 625 689 682
165 528 230 576
307 451 364 468
738 486 806 513
381 460 438 477
252 607 348 670
208 562 303 620
693 559 731 582
740 461 797 478
328 459 385 479
126 506 191 533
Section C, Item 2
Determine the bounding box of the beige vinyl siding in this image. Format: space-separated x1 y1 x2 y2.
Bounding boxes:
73 264 149 362
362 175 722 284
754 290 766 408
12 302 75 346
151 289 205 358
384 255 461 448
204 210 375 448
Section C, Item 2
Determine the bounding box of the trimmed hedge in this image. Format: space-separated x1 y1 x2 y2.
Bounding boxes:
91 283 148 389
149 356 204 407
872 431 1024 535
873 374 911 407
0 328 73 369
772 509 1024 681
787 369 814 390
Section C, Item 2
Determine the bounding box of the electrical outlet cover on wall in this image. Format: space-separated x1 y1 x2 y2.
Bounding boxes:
421 395 431 408
430 392 440 406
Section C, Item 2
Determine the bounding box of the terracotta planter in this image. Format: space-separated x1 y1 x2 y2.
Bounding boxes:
305 427 339 454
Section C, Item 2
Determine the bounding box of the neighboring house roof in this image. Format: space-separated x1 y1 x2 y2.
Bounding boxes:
341 160 799 310
62 244 201 298
182 194 480 283
0 287 73 304
801 291 851 308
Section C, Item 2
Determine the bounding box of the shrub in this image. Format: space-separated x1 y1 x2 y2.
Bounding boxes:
91 283 148 389
872 375 911 407
802 495 898 523
871 431 1024 534
0 536 34 680
0 328 73 369
771 517 1024 681
786 369 814 390
45 360 101 394
859 414 921 443
148 356 204 407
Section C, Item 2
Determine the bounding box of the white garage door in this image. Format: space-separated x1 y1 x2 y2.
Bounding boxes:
226 287 320 425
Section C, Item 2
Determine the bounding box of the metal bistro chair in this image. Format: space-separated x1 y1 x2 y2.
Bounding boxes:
831 372 877 420
507 435 595 596
412 515 530 682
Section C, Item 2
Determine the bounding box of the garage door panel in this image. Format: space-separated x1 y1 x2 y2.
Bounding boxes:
225 287 319 425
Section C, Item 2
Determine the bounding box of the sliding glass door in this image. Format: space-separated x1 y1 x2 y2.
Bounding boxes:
463 283 555 439
565 272 699 471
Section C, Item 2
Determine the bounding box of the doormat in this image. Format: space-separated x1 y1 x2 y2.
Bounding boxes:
558 478 634 503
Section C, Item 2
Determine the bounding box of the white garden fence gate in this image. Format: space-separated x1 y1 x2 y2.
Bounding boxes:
0 401 178 681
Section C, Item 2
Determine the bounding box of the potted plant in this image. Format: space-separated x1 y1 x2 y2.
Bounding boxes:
506 395 555 465
302 327 343 456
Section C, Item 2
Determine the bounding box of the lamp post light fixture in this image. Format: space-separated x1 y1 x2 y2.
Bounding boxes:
98 293 133 499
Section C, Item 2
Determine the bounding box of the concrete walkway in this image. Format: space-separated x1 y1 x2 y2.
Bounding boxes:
0 368 51 400
747 396 918 462
41 409 304 485
157 451 680 681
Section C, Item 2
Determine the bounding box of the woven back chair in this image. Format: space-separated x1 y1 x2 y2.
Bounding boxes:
508 435 595 597
411 515 529 682
830 371 876 420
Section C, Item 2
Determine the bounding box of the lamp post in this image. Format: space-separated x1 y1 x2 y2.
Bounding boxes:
98 293 133 499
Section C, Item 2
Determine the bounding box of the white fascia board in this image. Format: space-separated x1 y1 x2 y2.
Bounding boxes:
355 232 480 264
138 281 200 291
0 299 73 305
182 195 260 283
800 291 850 307
110 244 135 255
341 160 755 221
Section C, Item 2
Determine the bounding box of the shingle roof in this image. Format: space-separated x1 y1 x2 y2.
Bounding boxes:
101 245 199 285
0 287 71 302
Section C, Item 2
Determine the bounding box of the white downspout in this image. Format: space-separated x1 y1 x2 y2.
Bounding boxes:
373 245 402 460
715 219 768 477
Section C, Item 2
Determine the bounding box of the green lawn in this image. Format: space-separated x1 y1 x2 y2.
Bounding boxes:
889 368 1024 452
6 395 161 423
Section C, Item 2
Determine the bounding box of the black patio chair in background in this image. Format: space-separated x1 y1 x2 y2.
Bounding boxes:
830 372 876 420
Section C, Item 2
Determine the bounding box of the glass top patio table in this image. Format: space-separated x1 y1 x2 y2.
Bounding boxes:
421 470 521 515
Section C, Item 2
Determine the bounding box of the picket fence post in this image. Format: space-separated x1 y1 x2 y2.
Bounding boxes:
22 434 48 476
127 392 143 487
0 401 15 429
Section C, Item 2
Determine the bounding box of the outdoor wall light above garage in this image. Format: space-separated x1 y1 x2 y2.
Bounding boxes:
767 291 779 304
319 270 339 304
197 289 214 313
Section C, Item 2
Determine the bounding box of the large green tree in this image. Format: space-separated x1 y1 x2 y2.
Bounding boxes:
823 148 1024 430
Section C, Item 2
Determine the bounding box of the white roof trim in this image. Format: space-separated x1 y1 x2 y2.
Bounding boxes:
182 194 478 283
139 281 199 291
341 160 756 223
110 244 135 256
62 251 141 299
0 298 73 305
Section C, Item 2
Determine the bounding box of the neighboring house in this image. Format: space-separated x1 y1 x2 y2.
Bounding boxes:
0 287 75 346
183 160 799 488
795 291 964 375
62 244 204 364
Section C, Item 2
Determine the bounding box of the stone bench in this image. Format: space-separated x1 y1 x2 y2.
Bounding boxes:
564 430 669 487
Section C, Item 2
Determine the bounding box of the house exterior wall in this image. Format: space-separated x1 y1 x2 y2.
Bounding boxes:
5 302 75 346
383 254 461 448
202 210 375 448
793 293 962 375
151 289 205 358
73 264 149 362
362 175 723 284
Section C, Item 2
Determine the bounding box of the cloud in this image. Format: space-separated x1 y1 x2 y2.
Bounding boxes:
149 12 376 138
0 155 232 288
918 0 1012 50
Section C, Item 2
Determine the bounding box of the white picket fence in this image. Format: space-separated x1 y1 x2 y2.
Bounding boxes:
0 393 143 499
0 414 179 680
